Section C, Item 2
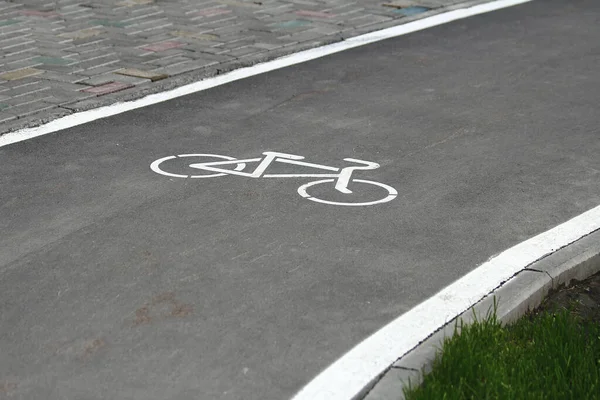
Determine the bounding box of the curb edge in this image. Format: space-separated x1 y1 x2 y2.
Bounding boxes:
362 228 600 400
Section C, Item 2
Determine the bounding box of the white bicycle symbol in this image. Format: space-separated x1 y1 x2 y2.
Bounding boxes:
150 151 397 206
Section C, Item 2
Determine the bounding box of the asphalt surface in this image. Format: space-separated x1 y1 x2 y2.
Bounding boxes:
1 0 600 399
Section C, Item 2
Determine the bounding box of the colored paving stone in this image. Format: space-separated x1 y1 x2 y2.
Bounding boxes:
32 57 73 66
0 68 44 81
393 6 431 16
20 10 58 17
295 10 335 19
273 20 311 29
81 81 134 96
141 41 185 52
115 68 168 82
0 19 20 27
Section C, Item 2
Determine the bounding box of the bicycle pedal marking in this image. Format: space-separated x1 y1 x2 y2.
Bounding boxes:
150 151 397 206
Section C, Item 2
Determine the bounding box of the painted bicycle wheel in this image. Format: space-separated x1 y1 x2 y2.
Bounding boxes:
297 179 397 206
150 154 246 178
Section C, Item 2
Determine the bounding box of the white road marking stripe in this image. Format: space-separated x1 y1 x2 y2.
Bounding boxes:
0 0 532 149
293 203 600 400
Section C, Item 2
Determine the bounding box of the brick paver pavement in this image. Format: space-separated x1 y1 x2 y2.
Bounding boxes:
0 0 484 134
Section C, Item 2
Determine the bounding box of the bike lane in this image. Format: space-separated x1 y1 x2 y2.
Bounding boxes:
1 0 600 399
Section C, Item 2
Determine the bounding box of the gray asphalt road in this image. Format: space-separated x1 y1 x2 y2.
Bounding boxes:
2 0 600 399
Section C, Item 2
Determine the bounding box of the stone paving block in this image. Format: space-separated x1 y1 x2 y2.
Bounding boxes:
0 50 37 66
217 0 262 9
194 7 233 18
68 36 108 48
1 41 36 54
219 37 259 49
6 99 55 117
36 64 82 74
93 19 131 28
309 24 343 35
210 23 254 36
141 40 184 52
251 41 284 50
271 19 312 29
0 19 20 27
5 90 51 106
38 71 90 83
177 38 223 48
342 13 391 28
190 45 230 55
254 4 294 16
3 82 49 98
295 10 336 19
45 81 91 92
31 56 76 66
393 6 432 16
0 76 42 90
78 74 119 87
382 1 418 9
137 31 174 43
0 30 31 43
29 48 76 58
182 51 233 63
0 67 44 81
43 88 100 105
73 56 121 71
170 30 220 41
112 74 152 86
151 59 217 76
279 28 324 42
67 49 118 63
228 45 265 58
65 43 112 56
0 59 43 72
0 110 17 123
77 65 124 76
20 10 59 18
81 81 134 95
144 54 192 67
3 43 37 57
115 67 168 81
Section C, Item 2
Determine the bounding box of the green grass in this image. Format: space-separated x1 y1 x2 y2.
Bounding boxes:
404 307 600 400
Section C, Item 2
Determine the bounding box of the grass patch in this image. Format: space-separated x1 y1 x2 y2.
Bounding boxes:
404 306 600 399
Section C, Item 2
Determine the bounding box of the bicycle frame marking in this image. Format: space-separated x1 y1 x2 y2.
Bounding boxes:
189 151 378 194
151 151 397 206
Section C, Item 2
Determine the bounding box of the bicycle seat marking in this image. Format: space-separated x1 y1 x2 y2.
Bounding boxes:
150 151 397 206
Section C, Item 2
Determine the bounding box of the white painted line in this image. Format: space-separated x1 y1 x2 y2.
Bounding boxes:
0 0 532 149
292 205 600 400
297 179 398 207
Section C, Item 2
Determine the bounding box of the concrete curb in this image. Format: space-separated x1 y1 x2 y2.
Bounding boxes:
361 228 600 400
